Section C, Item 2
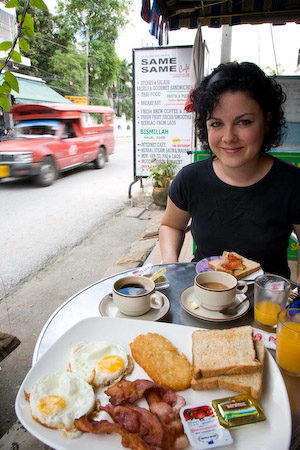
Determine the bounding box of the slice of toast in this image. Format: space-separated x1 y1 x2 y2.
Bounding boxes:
208 251 260 279
191 340 265 399
192 326 262 379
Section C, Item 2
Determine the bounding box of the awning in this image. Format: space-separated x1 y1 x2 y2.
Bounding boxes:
154 0 300 29
0 75 71 104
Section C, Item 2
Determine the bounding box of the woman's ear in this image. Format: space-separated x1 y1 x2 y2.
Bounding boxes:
265 112 272 132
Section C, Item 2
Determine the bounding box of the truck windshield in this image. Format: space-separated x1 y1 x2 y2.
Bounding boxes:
14 120 61 139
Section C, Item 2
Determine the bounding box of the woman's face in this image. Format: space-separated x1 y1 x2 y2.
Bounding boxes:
206 91 269 169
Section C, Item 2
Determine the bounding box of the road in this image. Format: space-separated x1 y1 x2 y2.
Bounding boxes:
0 138 137 300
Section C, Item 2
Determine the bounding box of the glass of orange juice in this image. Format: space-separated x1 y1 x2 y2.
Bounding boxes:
276 308 300 376
254 274 290 328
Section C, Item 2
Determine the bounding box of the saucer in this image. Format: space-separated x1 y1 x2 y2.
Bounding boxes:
98 292 170 321
180 286 250 322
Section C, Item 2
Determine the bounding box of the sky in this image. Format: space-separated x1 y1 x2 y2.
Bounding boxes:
45 0 300 75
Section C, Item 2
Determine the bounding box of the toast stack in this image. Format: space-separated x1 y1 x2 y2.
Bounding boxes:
208 251 260 279
191 326 265 399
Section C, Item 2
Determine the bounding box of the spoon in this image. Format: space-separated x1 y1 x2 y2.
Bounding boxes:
219 297 249 316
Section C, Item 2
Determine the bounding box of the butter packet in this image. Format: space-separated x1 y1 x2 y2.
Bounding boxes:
211 394 266 429
180 404 233 449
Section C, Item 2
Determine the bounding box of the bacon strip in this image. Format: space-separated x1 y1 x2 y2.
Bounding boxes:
74 416 152 450
101 403 165 447
106 379 185 411
145 389 188 450
76 380 188 450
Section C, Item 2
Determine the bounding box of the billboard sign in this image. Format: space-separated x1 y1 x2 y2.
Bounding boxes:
133 46 193 178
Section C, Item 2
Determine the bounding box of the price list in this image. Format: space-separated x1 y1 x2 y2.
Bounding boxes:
133 46 193 177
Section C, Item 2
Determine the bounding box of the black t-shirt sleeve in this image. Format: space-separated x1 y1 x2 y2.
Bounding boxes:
168 168 189 211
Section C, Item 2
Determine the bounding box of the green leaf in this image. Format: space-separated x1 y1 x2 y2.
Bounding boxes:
19 38 29 52
0 94 11 111
0 41 12 51
11 50 22 63
23 27 35 39
4 72 19 93
0 82 12 94
30 0 48 11
23 14 34 32
5 0 19 8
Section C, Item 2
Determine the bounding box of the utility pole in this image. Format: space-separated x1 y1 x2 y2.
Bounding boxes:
85 26 89 104
220 25 232 63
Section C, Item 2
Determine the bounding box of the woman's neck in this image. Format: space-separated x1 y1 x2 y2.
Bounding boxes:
212 154 274 187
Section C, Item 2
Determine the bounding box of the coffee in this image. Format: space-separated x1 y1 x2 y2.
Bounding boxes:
201 282 229 290
117 283 149 296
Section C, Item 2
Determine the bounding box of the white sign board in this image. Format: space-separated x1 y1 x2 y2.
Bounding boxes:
133 46 193 177
276 76 300 123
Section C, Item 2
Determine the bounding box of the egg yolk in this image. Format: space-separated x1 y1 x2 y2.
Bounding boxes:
38 395 66 414
97 355 125 373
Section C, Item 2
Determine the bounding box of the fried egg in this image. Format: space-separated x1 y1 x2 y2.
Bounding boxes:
29 371 95 437
69 341 130 387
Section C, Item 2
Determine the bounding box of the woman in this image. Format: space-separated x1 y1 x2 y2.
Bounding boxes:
159 62 300 281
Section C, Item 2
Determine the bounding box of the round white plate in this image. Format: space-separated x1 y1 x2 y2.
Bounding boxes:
98 292 170 321
195 255 263 282
180 286 250 322
15 317 292 450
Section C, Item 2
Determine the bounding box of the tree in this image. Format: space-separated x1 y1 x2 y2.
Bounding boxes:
55 0 133 100
48 46 86 96
0 0 48 111
112 59 132 118
17 1 56 78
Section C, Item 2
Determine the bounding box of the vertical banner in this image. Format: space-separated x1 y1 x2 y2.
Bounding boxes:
133 46 193 178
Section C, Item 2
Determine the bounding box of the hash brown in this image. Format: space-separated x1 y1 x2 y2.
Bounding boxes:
129 333 192 392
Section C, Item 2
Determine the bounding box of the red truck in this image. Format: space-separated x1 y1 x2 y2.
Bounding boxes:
0 103 115 186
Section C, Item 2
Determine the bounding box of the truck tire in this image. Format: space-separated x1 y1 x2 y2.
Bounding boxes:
34 157 57 187
94 147 105 169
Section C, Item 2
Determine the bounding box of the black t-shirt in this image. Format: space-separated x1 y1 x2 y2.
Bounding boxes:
169 156 300 278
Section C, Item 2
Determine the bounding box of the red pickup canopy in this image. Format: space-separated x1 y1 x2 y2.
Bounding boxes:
11 103 115 121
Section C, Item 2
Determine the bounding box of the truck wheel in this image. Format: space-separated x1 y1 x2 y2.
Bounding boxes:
34 157 57 187
94 148 105 169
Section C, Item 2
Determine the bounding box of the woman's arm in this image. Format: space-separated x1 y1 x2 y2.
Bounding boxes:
159 197 190 263
292 224 300 283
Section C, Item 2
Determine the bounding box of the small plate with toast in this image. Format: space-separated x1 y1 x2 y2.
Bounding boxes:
196 251 263 282
180 286 250 322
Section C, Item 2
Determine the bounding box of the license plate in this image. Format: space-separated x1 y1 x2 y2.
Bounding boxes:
0 165 10 178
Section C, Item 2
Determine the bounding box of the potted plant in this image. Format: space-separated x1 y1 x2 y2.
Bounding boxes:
147 158 178 207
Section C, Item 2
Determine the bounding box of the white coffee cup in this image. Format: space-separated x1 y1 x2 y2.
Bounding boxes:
194 271 248 311
113 276 163 316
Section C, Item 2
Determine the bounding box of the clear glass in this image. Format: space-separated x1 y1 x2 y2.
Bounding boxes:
254 274 290 328
276 308 300 376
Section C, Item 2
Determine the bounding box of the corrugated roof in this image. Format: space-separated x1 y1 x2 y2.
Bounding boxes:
2 76 71 104
154 0 300 29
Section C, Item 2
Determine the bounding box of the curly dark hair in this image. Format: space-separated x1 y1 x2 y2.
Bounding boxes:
192 62 286 153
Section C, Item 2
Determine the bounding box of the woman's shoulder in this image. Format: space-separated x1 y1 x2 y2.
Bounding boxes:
272 156 300 177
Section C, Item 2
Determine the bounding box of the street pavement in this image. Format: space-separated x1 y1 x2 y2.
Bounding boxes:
0 191 163 449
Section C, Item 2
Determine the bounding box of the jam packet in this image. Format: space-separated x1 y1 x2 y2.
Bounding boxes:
211 394 266 429
180 404 233 449
253 327 276 350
